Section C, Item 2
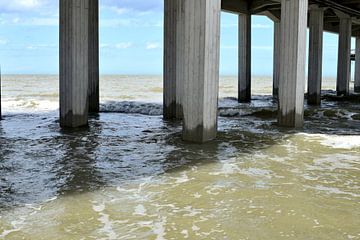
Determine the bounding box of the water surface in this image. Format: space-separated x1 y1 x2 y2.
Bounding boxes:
0 75 359 239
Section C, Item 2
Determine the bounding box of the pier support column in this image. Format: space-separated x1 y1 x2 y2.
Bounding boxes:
278 0 308 127
307 6 324 105
88 0 99 113
273 21 281 98
355 37 360 93
336 14 352 96
0 67 2 120
60 0 89 128
164 0 182 119
182 0 221 143
238 13 251 102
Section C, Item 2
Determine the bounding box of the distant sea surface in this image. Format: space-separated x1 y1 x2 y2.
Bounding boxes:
0 75 360 239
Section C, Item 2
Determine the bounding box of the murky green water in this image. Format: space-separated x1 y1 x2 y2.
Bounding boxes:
0 75 359 239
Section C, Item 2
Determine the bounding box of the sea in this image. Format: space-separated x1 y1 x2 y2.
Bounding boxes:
0 75 359 239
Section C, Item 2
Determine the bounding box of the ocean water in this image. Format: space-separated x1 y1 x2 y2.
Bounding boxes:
0 75 360 239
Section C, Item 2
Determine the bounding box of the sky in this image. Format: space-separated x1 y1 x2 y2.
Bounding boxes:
0 0 357 77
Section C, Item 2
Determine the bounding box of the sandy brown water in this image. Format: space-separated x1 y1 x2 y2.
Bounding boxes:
0 75 359 239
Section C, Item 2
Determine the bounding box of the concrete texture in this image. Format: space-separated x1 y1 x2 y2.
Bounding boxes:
60 0 89 128
181 0 221 143
336 16 352 96
308 6 324 105
238 13 252 102
278 0 308 128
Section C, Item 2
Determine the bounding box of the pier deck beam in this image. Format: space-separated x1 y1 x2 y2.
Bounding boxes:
182 0 221 143
278 0 308 128
88 0 99 113
164 0 182 119
355 37 360 93
60 0 90 128
238 13 252 102
273 21 281 98
308 6 324 105
336 14 352 96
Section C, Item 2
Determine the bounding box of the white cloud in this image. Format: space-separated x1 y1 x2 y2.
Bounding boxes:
101 0 162 12
100 43 110 49
0 38 8 45
252 46 272 50
252 24 272 29
26 43 56 50
102 6 128 15
146 42 161 50
116 42 133 49
100 42 133 49
0 0 49 12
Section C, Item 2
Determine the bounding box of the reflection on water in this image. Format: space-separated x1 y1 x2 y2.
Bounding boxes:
0 75 360 239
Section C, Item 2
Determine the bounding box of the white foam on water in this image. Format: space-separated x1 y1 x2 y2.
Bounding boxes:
136 217 167 240
0 217 26 238
152 216 167 240
2 98 58 114
100 101 163 116
320 135 360 149
298 133 360 150
310 185 360 198
171 172 191 184
181 229 189 238
134 204 147 216
92 202 118 240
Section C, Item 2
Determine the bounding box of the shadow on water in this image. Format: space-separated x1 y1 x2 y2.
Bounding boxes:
53 121 105 195
0 93 360 211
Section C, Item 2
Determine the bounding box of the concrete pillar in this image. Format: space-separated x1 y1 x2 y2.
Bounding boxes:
355 37 360 93
307 6 324 105
278 0 308 128
164 0 182 119
182 0 221 143
273 21 281 98
238 14 252 102
60 0 89 128
0 66 2 120
88 0 99 113
336 15 352 96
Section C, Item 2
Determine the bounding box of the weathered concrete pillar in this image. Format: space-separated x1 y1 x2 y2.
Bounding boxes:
336 14 352 96
278 0 308 127
355 37 360 93
307 6 324 105
60 0 89 128
0 66 2 120
273 21 281 98
164 0 183 119
182 0 221 143
88 0 99 113
238 13 252 102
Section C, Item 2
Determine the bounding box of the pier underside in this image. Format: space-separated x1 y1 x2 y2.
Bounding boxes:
53 0 360 143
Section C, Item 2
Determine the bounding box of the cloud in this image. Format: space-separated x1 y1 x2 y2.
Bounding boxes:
252 46 272 50
0 0 52 12
26 43 56 50
0 38 8 45
100 18 162 28
101 0 163 12
116 42 133 49
146 42 161 50
100 42 133 49
3 17 58 26
252 24 272 29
